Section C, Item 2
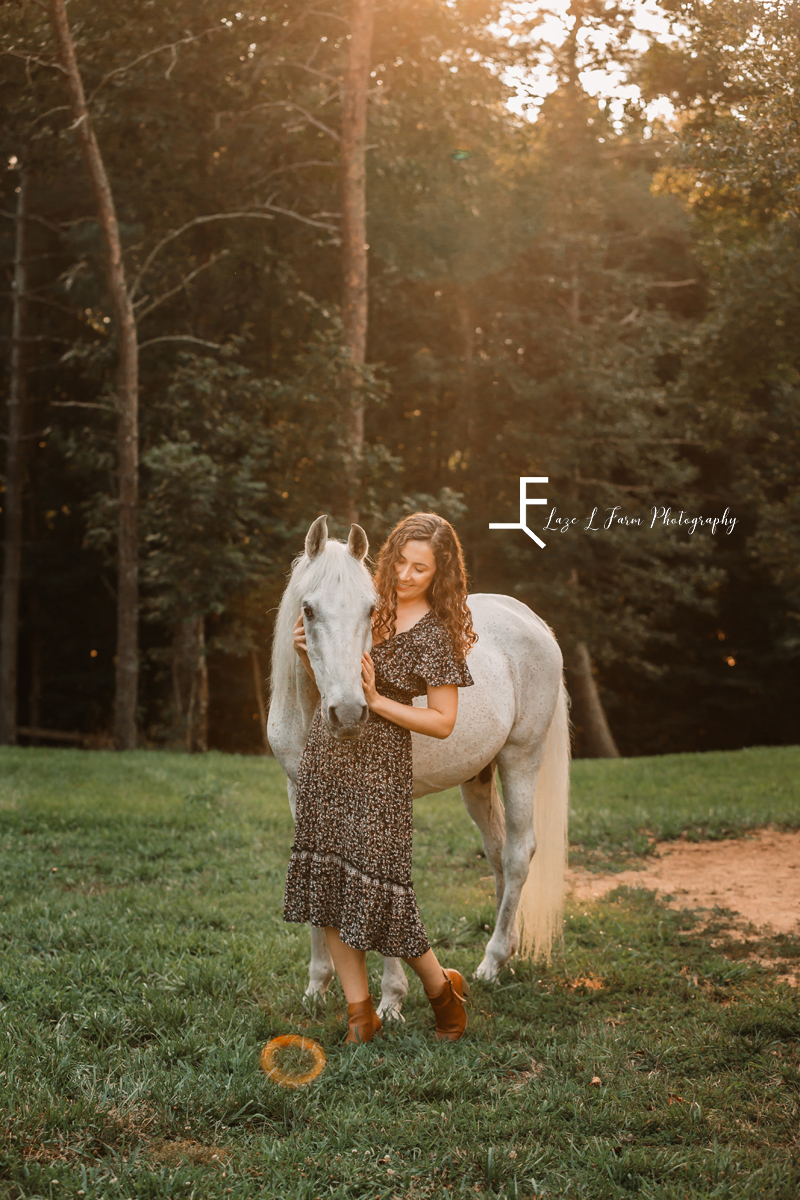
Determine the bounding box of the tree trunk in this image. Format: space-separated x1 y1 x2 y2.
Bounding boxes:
49 0 140 750
455 285 475 432
251 647 271 754
0 166 29 746
566 640 620 758
340 0 374 521
455 287 483 580
172 616 208 753
560 255 619 758
28 628 43 745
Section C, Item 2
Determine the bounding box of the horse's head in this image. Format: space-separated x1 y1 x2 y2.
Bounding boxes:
299 514 375 741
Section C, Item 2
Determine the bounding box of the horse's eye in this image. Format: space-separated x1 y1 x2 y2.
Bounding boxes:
302 604 314 620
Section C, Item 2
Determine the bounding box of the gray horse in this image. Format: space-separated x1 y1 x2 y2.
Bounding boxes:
268 515 570 1017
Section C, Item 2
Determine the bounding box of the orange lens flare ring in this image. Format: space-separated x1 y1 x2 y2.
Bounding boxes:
259 1035 326 1088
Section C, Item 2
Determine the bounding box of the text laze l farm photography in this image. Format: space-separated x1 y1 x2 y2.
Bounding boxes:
1 1 798 1198
542 504 739 536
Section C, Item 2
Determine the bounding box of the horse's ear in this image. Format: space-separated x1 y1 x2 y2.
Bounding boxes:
305 514 328 560
348 523 368 562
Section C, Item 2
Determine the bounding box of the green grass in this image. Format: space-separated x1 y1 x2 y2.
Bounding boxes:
568 745 800 869
0 745 799 1200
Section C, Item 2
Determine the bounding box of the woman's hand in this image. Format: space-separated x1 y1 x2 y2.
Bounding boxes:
361 650 379 708
293 615 316 682
293 615 308 657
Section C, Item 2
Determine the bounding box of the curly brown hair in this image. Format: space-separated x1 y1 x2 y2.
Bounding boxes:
373 513 477 661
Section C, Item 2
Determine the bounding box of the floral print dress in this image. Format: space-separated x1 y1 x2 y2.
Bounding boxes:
283 609 474 958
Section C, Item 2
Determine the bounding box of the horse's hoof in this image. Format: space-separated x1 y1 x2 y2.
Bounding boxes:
375 1000 406 1022
303 984 329 1002
473 957 502 982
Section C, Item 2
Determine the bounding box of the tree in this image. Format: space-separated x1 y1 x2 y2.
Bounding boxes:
0 164 28 745
364 0 717 754
47 0 142 749
467 102 717 756
510 0 691 756
341 0 375 519
638 0 800 745
2 0 358 745
8 1 317 745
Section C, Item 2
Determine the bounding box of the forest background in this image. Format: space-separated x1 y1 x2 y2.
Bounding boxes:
1 0 798 759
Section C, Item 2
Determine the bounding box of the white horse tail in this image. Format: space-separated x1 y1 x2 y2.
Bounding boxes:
517 677 571 962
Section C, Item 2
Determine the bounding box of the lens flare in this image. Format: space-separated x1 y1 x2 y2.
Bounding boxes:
259 1035 326 1088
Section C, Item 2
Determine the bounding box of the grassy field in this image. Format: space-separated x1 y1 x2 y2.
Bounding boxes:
0 745 799 1200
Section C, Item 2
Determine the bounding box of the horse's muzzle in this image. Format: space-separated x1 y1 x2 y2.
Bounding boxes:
325 701 369 741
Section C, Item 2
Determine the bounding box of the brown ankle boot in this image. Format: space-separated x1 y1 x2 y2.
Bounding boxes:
345 994 383 1045
427 968 469 1041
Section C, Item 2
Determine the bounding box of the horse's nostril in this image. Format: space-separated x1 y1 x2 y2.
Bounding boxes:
329 703 366 733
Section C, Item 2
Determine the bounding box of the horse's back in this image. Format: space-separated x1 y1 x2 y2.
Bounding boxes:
410 593 561 796
468 593 558 650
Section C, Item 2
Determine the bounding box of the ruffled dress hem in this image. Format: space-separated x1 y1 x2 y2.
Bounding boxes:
284 847 431 958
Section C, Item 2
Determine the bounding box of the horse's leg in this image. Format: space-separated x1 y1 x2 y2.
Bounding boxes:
376 956 409 1020
474 742 544 981
460 763 515 946
283 776 336 1001
305 925 336 999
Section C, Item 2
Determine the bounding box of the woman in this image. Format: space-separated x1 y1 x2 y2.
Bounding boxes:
283 512 477 1044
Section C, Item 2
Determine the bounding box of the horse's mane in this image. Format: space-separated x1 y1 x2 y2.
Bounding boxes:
270 539 376 711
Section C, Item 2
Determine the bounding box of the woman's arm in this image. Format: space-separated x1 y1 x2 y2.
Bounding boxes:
293 615 316 682
361 651 457 739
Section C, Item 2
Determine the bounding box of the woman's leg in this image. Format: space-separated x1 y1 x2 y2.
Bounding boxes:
324 927 369 1003
404 947 469 1041
402 947 448 997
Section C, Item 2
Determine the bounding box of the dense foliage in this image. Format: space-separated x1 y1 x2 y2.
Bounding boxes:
0 0 797 752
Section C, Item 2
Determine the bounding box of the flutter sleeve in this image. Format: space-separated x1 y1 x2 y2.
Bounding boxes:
415 619 475 690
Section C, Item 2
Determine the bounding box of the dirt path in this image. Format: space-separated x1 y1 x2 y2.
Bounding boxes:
568 828 800 936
